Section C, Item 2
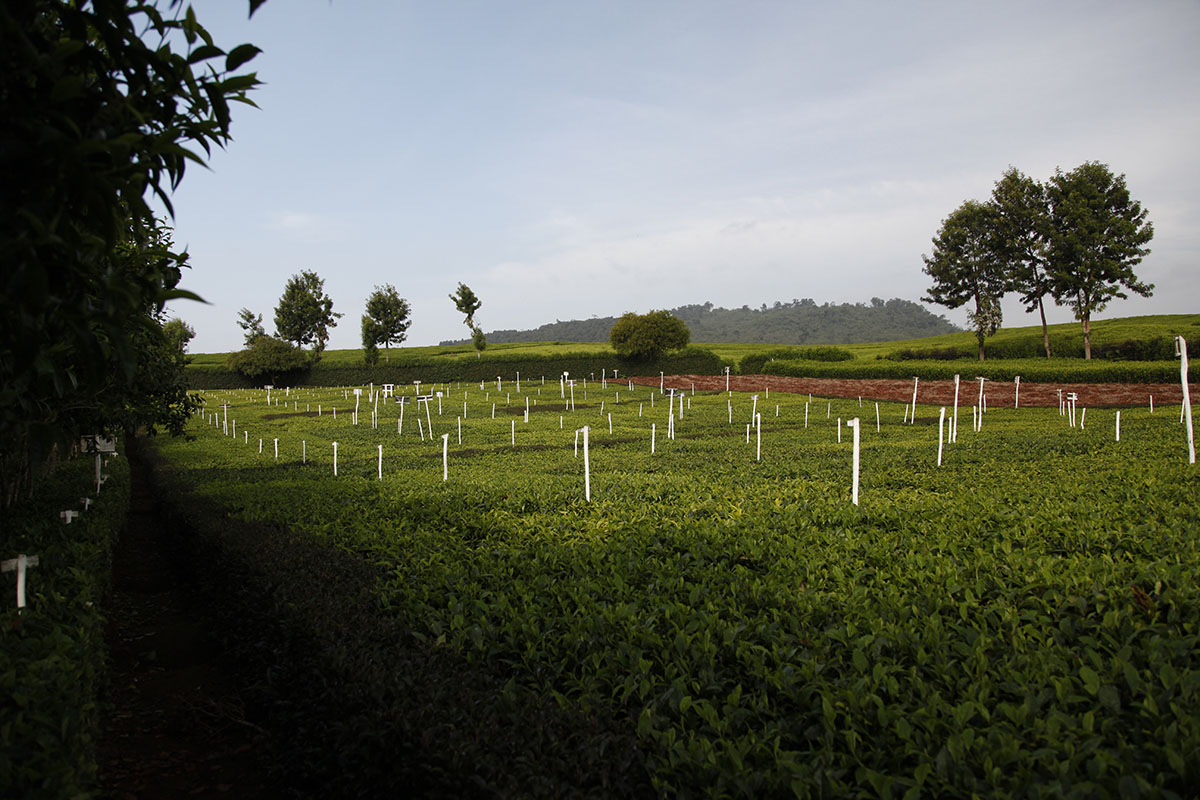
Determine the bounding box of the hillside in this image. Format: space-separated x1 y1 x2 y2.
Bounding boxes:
440 297 958 346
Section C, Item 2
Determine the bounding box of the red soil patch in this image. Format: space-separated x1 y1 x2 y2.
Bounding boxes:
632 374 1195 408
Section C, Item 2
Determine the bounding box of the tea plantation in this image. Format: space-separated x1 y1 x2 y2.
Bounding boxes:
157 377 1198 797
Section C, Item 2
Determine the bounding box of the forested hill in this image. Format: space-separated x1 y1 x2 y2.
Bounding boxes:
442 298 960 345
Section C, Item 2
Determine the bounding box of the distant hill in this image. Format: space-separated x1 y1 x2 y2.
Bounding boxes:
441 298 960 346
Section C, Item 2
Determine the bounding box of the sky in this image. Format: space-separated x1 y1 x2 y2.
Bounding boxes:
160 0 1200 353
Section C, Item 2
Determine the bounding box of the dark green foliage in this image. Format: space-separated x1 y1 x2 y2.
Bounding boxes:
0 453 130 799
138 443 651 798
739 346 855 373
1046 162 1155 359
610 310 691 360
274 270 341 357
0 0 263 504
162 318 195 356
361 284 411 363
444 297 959 346
992 168 1054 357
450 282 486 354
922 200 1008 360
237 307 266 346
764 357 1186 383
189 348 725 389
884 335 1178 362
226 336 309 384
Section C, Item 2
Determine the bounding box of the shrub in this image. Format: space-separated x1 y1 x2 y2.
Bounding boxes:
1 451 129 798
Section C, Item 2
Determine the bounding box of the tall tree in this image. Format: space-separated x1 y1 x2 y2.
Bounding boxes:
921 200 1008 361
992 168 1054 357
274 271 342 358
450 282 485 356
1 0 264 505
237 307 266 345
1045 162 1154 359
361 284 411 363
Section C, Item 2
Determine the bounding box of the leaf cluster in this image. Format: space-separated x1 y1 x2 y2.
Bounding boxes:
609 310 691 361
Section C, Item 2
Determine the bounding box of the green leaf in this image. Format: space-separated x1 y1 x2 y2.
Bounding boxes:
225 44 263 71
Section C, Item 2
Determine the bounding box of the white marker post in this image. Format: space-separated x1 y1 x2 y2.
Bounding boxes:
2 554 39 609
274 438 278 460
875 402 880 433
1116 411 1121 442
849 418 861 506
651 423 656 454
581 426 591 501
302 440 306 464
442 434 449 482
377 445 383 481
1177 336 1195 464
458 417 462 444
1014 376 1021 409
952 374 961 443
910 377 919 424
756 413 762 462
511 420 516 446
937 407 946 467
333 442 338 476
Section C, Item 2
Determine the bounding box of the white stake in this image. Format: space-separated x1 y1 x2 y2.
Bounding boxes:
333 442 338 476
1150 395 1154 414
875 402 880 433
302 440 306 463
849 418 860 506
952 374 961 443
511 419 515 446
608 413 613 434
377 445 383 480
1177 336 1195 464
457 416 462 444
910 377 919 424
937 407 945 466
837 418 842 443
442 434 449 481
274 438 278 460
2 554 40 609
651 423 656 454
1116 410 1121 442
756 413 761 462
582 426 591 501
1014 376 1021 409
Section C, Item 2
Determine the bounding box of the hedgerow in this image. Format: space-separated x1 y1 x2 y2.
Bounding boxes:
758 358 1187 384
738 346 855 374
188 347 726 389
0 451 129 799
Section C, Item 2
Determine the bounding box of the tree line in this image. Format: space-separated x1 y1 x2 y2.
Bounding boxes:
442 297 960 347
922 162 1154 360
228 277 489 380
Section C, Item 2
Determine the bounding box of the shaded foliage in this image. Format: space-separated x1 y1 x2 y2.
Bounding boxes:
610 310 691 361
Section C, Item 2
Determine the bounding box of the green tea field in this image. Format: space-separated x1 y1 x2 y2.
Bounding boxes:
157 376 1199 797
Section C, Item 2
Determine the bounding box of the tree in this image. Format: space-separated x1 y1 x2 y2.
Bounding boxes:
921 200 1008 360
237 308 266 345
274 271 341 359
163 318 196 355
609 310 691 360
1045 162 1154 359
450 282 486 356
361 284 411 363
992 168 1054 357
1 0 264 505
227 336 308 384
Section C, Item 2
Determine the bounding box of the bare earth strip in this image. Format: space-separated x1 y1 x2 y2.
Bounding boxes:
633 374 1196 408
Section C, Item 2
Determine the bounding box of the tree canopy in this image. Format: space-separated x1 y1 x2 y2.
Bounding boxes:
274 270 341 358
609 310 691 360
921 200 1008 360
1045 162 1154 359
450 282 486 355
361 284 412 363
922 162 1154 360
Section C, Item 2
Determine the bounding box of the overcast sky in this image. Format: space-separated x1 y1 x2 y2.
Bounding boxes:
161 0 1200 353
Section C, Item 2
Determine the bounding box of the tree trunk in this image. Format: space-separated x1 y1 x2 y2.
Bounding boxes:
1038 297 1051 358
977 329 986 361
1082 315 1092 360
384 342 390 363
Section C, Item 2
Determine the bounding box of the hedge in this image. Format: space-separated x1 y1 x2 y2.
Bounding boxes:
738 346 855 374
1 448 129 799
881 334 1179 362
186 347 727 389
757 358 1190 384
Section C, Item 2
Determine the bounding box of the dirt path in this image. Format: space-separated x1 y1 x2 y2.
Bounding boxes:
99 441 276 799
634 374 1194 408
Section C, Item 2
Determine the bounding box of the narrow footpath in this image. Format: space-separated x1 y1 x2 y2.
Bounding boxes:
99 443 277 799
